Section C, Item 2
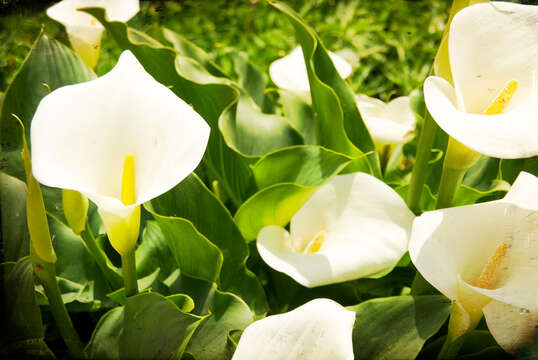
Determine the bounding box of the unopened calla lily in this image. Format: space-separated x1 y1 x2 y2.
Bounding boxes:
424 1 538 159
409 171 538 353
355 94 416 145
232 298 356 360
257 172 415 287
47 0 139 68
30 50 210 257
269 46 352 101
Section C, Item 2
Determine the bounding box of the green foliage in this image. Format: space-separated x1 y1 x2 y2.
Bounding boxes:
349 295 452 360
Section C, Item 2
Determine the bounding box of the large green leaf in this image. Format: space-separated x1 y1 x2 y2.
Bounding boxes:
145 210 223 284
268 1 380 176
220 94 303 157
1 257 54 358
234 145 352 241
0 172 29 261
165 273 254 360
162 28 271 111
348 295 451 360
86 292 204 360
0 32 95 151
185 288 253 360
146 174 267 315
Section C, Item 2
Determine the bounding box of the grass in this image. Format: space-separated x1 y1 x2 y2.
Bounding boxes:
1 0 451 102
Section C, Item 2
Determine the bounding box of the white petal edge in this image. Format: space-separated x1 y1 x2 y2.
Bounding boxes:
269 46 352 95
257 172 415 287
356 94 415 144
31 50 210 216
47 0 139 27
483 300 538 354
409 172 538 306
449 1 538 113
424 75 538 159
232 298 355 360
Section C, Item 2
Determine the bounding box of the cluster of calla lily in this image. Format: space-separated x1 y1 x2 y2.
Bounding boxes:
1 0 537 359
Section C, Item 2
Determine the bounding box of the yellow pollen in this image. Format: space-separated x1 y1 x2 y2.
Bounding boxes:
303 231 325 254
482 80 518 115
91 18 97 26
120 153 136 206
475 243 508 289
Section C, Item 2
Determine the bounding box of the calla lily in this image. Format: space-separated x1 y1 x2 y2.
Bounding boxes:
47 0 139 68
269 46 352 101
257 172 415 287
355 94 416 145
409 171 538 352
423 1 538 159
30 50 210 256
232 298 355 360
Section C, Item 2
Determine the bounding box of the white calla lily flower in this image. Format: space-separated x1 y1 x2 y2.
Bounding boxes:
47 0 139 68
269 46 352 101
232 298 355 360
424 1 538 159
355 94 416 145
31 51 210 255
409 171 538 352
257 172 415 287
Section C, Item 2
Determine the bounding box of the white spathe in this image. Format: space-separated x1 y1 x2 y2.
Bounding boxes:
31 50 210 252
269 46 352 100
47 0 139 68
409 171 538 352
423 2 538 159
355 94 416 145
257 172 415 287
232 298 356 360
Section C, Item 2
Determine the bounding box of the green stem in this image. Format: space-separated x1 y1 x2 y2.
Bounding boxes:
407 111 438 213
435 165 466 209
36 261 84 358
121 249 138 297
80 224 123 290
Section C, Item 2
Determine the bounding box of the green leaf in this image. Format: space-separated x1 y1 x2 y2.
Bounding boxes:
500 156 538 183
145 210 223 284
230 51 270 111
146 174 267 315
162 27 227 78
348 295 451 360
165 273 254 360
278 89 315 144
268 1 380 176
0 172 29 261
1 258 45 347
220 94 303 157
185 290 253 360
0 31 95 151
86 292 204 360
235 145 352 241
252 145 352 188
395 183 436 212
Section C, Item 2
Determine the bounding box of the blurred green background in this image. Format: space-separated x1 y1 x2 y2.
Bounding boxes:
0 0 452 102
1 0 536 103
